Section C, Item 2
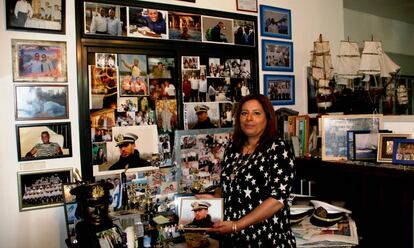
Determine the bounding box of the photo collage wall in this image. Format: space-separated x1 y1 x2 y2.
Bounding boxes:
81 0 258 212
83 2 255 47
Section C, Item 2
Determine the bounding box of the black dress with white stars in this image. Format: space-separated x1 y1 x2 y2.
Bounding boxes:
221 138 296 247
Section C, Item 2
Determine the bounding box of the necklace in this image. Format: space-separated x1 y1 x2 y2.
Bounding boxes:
230 143 258 180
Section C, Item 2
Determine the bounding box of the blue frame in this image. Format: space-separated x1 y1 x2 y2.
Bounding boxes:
263 74 295 106
262 39 293 72
392 139 414 165
260 5 292 39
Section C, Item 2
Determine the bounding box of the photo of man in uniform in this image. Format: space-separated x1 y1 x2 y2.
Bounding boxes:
186 201 214 228
109 133 151 170
192 104 217 129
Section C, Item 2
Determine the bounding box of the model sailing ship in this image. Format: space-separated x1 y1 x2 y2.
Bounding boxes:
310 34 334 110
335 36 401 112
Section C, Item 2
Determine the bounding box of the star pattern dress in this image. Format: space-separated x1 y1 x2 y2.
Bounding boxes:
221 138 296 247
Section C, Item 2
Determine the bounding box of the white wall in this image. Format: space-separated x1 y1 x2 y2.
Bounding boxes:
0 0 344 247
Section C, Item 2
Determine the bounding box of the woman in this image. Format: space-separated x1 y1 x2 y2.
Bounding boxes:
200 94 296 247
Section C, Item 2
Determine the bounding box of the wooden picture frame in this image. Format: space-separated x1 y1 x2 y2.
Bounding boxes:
14 84 69 121
16 122 72 162
377 133 411 163
260 5 292 39
262 39 293 72
264 74 295 105
6 0 66 34
17 167 72 211
321 115 383 161
12 39 67 82
392 139 414 165
236 0 258 13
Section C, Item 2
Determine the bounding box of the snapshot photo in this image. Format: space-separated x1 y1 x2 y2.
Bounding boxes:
202 16 234 44
260 5 291 39
89 65 118 109
16 122 72 162
127 8 168 39
94 125 158 175
179 198 223 230
149 79 177 100
207 57 223 78
184 102 220 130
90 108 116 129
12 39 67 82
84 2 127 36
168 12 201 42
264 74 295 105
156 133 173 168
118 54 147 78
6 0 65 33
95 53 117 68
155 99 178 133
14 84 68 120
148 57 175 79
262 39 293 72
182 56 200 70
17 168 72 211
233 19 255 46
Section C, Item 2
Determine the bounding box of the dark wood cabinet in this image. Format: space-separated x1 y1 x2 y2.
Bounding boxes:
295 158 414 248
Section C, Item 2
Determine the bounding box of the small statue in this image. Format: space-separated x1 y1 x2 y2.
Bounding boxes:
69 181 126 248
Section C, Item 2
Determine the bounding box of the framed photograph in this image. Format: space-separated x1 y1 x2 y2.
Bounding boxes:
179 198 223 230
321 115 383 161
14 84 68 120
378 133 411 163
236 0 258 13
260 5 292 39
17 167 72 211
174 128 232 192
262 39 293 72
16 122 72 162
264 74 295 105
62 182 80 243
84 2 127 37
354 131 378 161
201 16 234 44
392 139 414 165
12 39 67 82
6 0 65 34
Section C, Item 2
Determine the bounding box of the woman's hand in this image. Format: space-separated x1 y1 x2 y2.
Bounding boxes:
210 221 234 234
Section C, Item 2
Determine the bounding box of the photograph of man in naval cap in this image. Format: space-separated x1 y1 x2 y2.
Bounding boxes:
109 132 151 170
189 104 219 129
186 201 214 228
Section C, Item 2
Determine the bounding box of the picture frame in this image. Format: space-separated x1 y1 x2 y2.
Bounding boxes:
14 84 69 121
321 115 383 161
260 5 292 39
392 139 414 165
16 122 72 162
201 16 234 44
264 74 295 105
62 182 81 244
236 0 258 13
377 133 411 163
12 39 67 82
6 0 66 34
178 198 223 230
262 39 293 72
353 131 378 161
174 128 232 192
17 167 72 211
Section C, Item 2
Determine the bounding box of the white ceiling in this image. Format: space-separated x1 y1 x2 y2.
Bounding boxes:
343 0 414 24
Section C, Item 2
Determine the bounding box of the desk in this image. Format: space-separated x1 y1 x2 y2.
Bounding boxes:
295 158 414 248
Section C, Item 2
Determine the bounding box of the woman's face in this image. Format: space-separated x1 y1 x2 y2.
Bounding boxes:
239 99 267 140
